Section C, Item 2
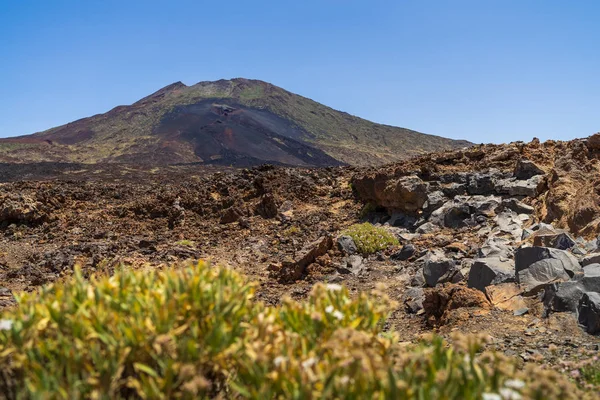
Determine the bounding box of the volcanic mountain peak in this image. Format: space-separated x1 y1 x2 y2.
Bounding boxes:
0 78 471 166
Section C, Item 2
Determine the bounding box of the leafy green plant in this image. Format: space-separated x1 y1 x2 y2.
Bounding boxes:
0 262 255 399
342 222 399 254
581 360 600 386
0 262 591 399
282 226 300 237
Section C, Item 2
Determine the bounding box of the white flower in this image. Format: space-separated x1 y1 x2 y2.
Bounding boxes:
301 357 317 369
273 356 286 367
325 283 342 292
500 388 522 400
0 319 13 331
482 394 502 400
332 310 344 320
504 379 525 390
325 305 334 314
339 375 350 385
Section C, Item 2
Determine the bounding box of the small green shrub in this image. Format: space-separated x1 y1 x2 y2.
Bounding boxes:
582 362 600 385
176 239 195 247
282 226 300 237
342 222 399 254
0 262 591 399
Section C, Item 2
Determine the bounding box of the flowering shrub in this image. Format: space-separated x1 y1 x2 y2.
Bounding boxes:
342 222 399 254
0 262 591 399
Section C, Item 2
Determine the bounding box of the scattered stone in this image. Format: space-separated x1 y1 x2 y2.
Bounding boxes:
0 287 15 308
277 235 333 282
352 174 429 213
416 222 438 234
398 232 420 242
578 292 600 334
585 132 600 150
410 270 426 287
255 193 278 218
533 232 576 250
501 198 535 214
336 235 357 255
391 243 416 261
478 237 512 259
514 159 544 180
467 172 501 195
423 284 490 325
543 264 600 314
498 175 546 198
423 250 462 287
0 194 47 226
522 229 533 240
220 206 244 224
582 253 600 267
343 255 365 275
404 287 425 314
441 182 466 197
468 257 515 292
423 190 447 212
514 307 529 316
515 247 582 294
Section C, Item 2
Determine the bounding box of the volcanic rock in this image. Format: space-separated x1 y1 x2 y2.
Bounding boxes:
515 247 581 294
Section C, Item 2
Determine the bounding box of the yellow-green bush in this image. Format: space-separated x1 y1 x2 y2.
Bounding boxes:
0 262 590 399
342 222 399 254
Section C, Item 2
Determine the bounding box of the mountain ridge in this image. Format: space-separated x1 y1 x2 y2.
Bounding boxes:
0 78 471 166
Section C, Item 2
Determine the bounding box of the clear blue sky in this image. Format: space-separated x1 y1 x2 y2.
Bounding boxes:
1 0 598 143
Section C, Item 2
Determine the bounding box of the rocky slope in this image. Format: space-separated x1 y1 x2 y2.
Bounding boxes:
0 78 470 166
1 134 600 383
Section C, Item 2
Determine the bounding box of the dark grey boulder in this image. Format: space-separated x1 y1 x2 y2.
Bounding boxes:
582 253 600 267
441 183 467 197
572 246 588 256
391 243 416 261
501 198 535 214
443 204 472 228
497 175 545 198
515 247 582 294
336 235 357 255
514 159 545 180
423 191 447 212
494 211 525 240
410 270 426 287
468 257 515 292
423 251 462 287
543 264 600 314
533 232 576 250
478 237 512 259
469 195 502 215
582 264 600 292
543 281 586 313
416 222 438 234
467 172 500 195
578 292 600 334
404 287 425 314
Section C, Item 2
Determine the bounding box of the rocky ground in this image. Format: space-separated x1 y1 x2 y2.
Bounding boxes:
2 135 600 376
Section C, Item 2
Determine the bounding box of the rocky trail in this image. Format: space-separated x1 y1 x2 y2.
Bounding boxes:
2 135 600 375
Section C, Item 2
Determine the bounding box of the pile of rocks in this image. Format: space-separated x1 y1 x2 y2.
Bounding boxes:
352 156 600 334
